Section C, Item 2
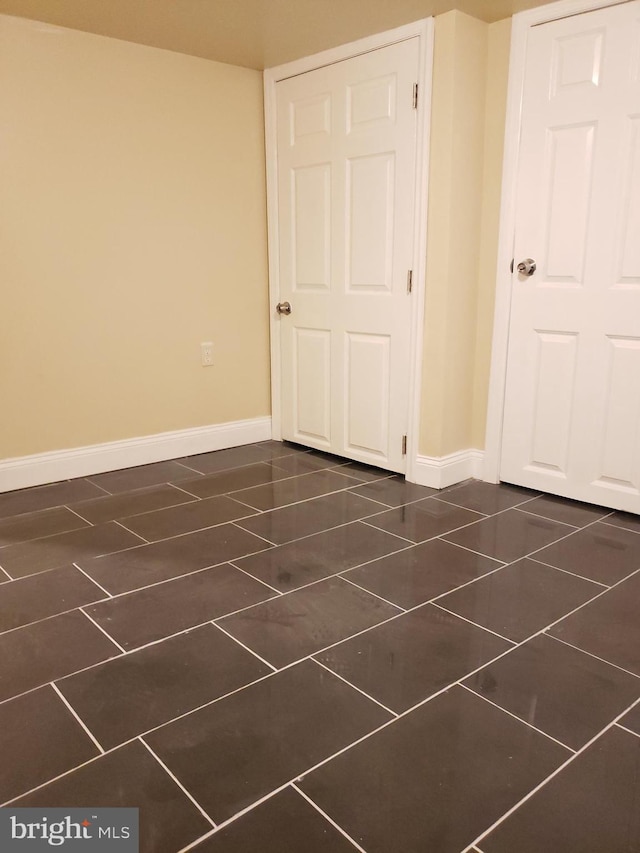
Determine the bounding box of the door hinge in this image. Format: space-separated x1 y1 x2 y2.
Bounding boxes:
510 258 514 273
412 83 419 109
402 435 407 455
406 270 413 294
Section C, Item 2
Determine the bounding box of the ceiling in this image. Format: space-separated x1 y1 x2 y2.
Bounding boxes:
0 0 555 69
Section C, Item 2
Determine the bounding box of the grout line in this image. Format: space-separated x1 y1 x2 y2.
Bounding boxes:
175 828 218 853
464 694 640 852
427 561 509 605
231 481 383 517
85 480 113 496
311 658 398 718
80 608 127 655
431 602 516 644
426 496 490 518
615 723 640 739
231 522 277 548
1 750 108 807
598 519 640 536
225 496 267 514
73 562 113 598
167 482 204 500
212 622 278 672
138 738 216 828
545 632 640 681
459 683 576 754
431 538 507 567
526 556 609 587
510 506 580 530
51 682 106 754
359 519 417 545
339 575 406 612
0 565 12 581
228 561 283 596
177 786 291 852
112 519 149 543
291 783 368 852
64 505 94 526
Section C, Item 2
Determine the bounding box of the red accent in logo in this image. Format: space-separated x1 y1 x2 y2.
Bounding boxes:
81 820 91 827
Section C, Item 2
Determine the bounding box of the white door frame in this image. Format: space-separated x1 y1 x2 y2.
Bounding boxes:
483 0 632 484
264 19 434 482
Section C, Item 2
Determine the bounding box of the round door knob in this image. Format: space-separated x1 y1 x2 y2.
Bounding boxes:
517 258 537 276
276 301 292 315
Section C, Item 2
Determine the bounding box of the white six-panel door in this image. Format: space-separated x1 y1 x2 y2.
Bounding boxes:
501 0 640 511
275 39 419 472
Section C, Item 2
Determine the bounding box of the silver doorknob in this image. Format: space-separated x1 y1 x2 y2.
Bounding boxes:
517 258 537 276
276 301 292 315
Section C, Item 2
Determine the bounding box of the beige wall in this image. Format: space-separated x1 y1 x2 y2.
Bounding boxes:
1 11 510 466
419 11 511 457
0 15 270 459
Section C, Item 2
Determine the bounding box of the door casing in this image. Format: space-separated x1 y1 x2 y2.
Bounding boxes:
484 0 634 484
264 19 434 483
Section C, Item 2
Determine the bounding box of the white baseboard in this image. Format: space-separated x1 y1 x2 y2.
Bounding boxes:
412 449 485 489
0 417 272 494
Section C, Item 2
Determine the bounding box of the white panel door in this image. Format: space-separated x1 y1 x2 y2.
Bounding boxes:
501 0 640 511
276 39 419 472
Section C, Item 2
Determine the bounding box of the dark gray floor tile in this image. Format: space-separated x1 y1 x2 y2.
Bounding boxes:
344 539 503 609
190 787 358 853
605 512 640 534
236 492 382 545
465 634 640 749
232 469 360 511
365 498 485 543
442 481 537 514
517 494 611 528
300 685 569 853
549 570 640 676
120 495 257 542
79 524 271 595
534 522 640 585
145 659 391 823
87 563 277 650
0 523 142 579
0 479 107 521
254 441 310 460
316 604 511 713
269 453 341 476
0 685 99 804
349 477 437 507
234 521 408 592
179 446 276 475
13 740 212 853
58 624 270 750
71 484 196 524
220 577 400 668
444 509 573 563
88 460 200 493
179 464 290 499
0 565 106 633
439 559 602 642
0 506 88 547
620 703 640 736
481 727 640 853
332 461 392 482
0 610 120 702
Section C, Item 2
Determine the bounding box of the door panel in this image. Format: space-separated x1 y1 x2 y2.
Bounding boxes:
501 1 640 511
294 328 331 445
276 39 419 472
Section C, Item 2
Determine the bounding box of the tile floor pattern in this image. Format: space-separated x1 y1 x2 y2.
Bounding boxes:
0 441 639 852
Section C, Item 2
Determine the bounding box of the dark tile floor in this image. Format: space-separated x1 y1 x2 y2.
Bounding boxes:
0 440 639 852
